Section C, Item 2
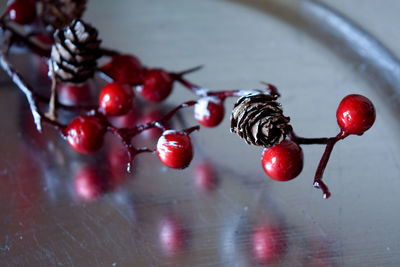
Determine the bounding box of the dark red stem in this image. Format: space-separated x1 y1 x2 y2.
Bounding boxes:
107 101 198 172
183 125 200 134
313 131 348 199
124 101 197 135
289 130 329 145
107 126 154 172
99 47 120 57
173 76 278 101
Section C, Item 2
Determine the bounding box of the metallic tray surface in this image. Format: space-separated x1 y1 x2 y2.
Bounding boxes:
1 0 400 266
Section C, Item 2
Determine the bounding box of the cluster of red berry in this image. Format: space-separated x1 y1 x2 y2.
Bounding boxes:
1 0 376 199
262 94 375 198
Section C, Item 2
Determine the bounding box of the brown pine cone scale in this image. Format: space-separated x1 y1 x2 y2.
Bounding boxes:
230 93 291 148
50 20 101 84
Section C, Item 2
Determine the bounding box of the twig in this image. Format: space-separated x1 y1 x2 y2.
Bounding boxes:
313 131 348 198
45 61 58 120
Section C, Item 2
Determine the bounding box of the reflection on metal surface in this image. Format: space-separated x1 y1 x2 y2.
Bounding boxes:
1 0 400 265
159 215 190 256
193 160 219 192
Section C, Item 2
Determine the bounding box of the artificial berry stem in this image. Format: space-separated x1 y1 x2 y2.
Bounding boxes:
106 101 199 172
159 100 197 124
173 65 203 77
183 125 200 134
313 131 348 199
121 101 197 136
109 126 154 172
99 47 120 57
174 75 277 101
288 130 329 145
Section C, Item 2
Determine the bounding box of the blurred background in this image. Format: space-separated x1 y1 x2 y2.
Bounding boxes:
1 0 400 266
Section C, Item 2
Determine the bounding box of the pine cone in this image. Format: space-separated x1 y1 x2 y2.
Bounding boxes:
41 0 87 30
230 93 290 148
50 20 101 84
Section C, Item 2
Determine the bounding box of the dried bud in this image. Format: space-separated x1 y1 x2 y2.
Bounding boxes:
50 20 101 84
40 0 87 30
230 93 290 148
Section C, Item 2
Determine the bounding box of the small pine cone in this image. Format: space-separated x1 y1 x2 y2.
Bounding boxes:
41 0 87 30
50 20 101 84
230 93 290 148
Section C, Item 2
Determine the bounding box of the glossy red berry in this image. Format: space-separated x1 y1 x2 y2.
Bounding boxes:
261 140 303 181
7 0 37 25
57 83 92 106
336 94 375 135
100 54 143 84
157 130 193 169
194 97 225 127
99 82 134 116
74 166 109 201
252 225 286 263
64 115 106 154
140 69 173 102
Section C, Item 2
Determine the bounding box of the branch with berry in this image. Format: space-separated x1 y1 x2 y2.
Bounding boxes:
0 0 375 199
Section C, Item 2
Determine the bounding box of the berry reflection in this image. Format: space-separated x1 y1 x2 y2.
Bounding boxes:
193 160 219 192
159 215 189 256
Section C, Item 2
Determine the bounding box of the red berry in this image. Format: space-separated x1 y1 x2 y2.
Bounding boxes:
252 225 286 263
99 82 134 116
261 140 303 181
140 69 173 102
58 83 92 106
64 115 106 154
157 130 193 169
100 54 143 84
194 97 225 127
7 0 37 25
74 166 109 201
336 94 375 135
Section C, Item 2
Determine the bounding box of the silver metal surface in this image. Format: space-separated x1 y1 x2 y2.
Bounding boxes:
1 0 400 266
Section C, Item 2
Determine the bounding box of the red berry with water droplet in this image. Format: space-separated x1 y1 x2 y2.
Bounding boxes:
336 94 375 135
99 82 134 116
157 130 193 169
261 140 303 181
140 69 173 102
194 97 225 127
64 115 106 154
